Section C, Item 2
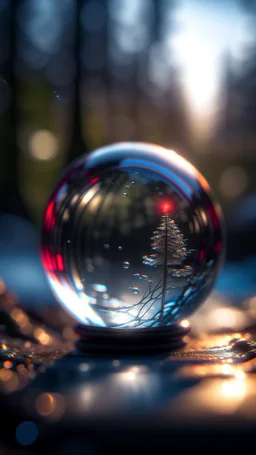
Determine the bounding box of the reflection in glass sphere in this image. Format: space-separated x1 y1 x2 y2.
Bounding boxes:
41 143 224 329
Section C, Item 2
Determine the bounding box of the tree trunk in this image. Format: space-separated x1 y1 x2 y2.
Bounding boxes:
161 215 168 317
66 0 88 163
0 0 30 220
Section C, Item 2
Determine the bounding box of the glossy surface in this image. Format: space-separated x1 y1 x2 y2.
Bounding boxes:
1 269 256 451
41 143 224 327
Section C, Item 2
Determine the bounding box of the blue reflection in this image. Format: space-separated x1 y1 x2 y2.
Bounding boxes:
121 158 193 200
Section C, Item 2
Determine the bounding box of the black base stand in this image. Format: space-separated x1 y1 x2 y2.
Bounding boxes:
74 323 190 354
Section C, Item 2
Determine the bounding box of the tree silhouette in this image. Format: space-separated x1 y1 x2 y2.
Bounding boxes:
213 3 256 156
143 215 192 314
66 0 88 163
0 0 31 220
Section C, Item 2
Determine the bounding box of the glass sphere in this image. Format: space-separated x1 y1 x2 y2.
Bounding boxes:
41 143 224 329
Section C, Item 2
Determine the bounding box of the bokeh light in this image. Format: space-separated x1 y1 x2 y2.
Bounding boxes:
28 130 59 161
36 393 55 416
16 421 38 446
219 166 248 198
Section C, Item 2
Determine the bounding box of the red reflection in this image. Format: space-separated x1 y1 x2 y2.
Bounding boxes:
44 200 56 231
56 254 64 271
41 249 65 273
41 247 55 273
160 200 176 215
89 177 100 185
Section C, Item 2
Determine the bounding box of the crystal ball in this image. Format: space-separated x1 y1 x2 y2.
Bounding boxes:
41 142 224 329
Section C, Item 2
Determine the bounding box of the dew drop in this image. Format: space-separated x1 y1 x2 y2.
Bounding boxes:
104 244 110 249
128 286 132 290
67 240 71 244
148 279 153 284
123 261 130 269
141 274 148 280
133 273 142 279
131 181 135 184
123 193 127 198
132 287 140 295
126 185 130 189
118 246 122 251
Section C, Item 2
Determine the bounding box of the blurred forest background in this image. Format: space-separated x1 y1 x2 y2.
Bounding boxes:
1 0 256 305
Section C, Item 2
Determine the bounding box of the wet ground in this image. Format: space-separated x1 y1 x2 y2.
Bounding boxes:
1 259 256 453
